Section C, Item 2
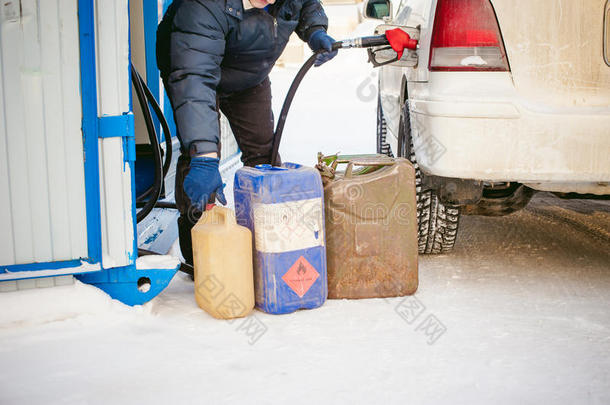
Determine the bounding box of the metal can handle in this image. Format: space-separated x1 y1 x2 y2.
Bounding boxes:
344 158 395 178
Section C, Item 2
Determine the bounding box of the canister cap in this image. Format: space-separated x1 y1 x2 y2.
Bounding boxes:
255 164 288 171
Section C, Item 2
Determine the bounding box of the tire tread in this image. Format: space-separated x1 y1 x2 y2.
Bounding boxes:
402 104 459 254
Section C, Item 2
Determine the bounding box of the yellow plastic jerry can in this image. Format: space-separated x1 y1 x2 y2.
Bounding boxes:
191 206 254 319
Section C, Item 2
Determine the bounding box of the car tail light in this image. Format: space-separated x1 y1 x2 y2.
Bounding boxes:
429 0 510 71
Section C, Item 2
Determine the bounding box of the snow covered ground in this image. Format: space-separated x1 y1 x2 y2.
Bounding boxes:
2 20 610 405
2 194 608 404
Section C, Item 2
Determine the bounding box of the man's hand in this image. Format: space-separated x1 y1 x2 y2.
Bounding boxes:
307 30 338 67
183 157 227 210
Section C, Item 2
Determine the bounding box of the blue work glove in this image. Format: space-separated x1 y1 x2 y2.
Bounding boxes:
307 30 338 67
183 157 227 210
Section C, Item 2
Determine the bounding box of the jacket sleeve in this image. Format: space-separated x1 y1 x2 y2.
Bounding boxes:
295 0 329 42
165 0 227 155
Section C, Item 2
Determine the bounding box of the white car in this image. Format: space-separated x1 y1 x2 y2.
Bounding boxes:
365 0 610 253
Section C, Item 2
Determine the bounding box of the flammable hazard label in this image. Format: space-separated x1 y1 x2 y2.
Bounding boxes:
282 256 319 298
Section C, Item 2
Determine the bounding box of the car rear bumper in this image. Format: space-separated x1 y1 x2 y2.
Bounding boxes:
409 98 610 189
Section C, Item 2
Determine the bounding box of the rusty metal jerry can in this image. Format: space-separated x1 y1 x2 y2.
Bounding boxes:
317 154 418 299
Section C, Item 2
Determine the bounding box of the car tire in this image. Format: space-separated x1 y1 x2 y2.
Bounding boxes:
376 96 394 157
397 101 460 254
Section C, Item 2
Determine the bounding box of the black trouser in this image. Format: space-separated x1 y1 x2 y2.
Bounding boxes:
175 77 278 265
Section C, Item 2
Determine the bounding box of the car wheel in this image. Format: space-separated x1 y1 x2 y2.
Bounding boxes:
376 96 394 157
398 101 460 254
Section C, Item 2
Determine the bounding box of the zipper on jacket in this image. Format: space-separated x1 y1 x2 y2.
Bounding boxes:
270 0 284 39
263 11 278 39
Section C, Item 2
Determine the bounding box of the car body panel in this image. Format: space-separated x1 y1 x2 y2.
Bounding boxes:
376 0 610 194
378 0 435 143
492 0 610 109
410 73 610 182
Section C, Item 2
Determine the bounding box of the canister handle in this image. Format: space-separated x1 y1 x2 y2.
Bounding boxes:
209 206 237 226
344 158 395 178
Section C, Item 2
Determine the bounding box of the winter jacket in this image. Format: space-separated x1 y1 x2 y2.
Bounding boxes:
157 0 329 155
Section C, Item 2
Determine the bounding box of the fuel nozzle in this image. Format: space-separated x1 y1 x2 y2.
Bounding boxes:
384 28 418 59
332 28 418 59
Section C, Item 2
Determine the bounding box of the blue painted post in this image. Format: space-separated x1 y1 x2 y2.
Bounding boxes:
160 0 177 140
143 1 162 140
77 0 103 265
74 0 179 305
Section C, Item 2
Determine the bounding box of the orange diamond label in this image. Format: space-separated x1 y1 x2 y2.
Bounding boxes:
282 256 319 298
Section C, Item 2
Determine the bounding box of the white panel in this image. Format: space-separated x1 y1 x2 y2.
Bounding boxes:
97 139 108 263
95 0 134 267
40 0 73 259
0 0 88 266
22 0 54 262
59 0 88 259
1 3 35 263
22 73 54 262
0 6 16 264
98 138 133 267
95 0 130 115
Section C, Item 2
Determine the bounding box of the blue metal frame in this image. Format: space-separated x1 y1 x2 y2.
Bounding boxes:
1 259 83 274
143 1 161 138
77 0 137 271
73 0 177 306
78 0 103 265
77 265 176 306
134 0 179 255
141 0 177 143
127 1 138 263
98 113 135 139
161 0 177 140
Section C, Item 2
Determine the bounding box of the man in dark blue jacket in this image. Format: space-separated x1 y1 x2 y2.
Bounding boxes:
157 0 336 265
